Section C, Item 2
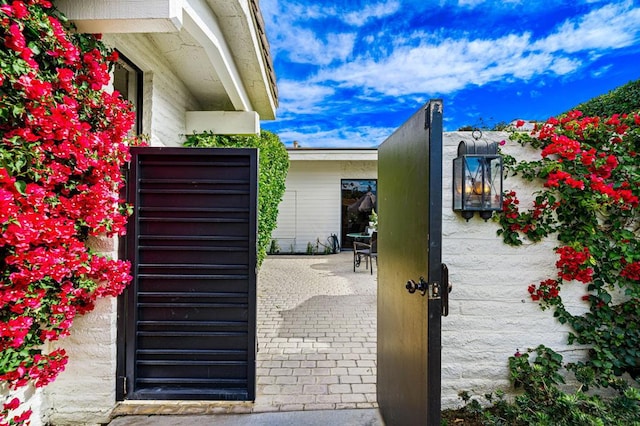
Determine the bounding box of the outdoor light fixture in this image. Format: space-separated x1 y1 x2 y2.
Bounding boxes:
452 131 503 221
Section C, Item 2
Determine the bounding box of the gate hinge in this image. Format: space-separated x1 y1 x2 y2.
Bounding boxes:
119 376 127 396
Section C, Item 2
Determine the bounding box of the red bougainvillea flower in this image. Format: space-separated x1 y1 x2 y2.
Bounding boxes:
621 260 640 281
1 1 143 421
544 170 585 190
541 134 582 161
555 246 593 283
498 107 640 393
528 279 561 302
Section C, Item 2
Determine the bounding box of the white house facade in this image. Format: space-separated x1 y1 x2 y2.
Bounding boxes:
57 0 277 145
271 149 378 254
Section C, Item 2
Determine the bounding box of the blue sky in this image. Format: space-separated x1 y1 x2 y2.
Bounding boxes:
258 0 640 148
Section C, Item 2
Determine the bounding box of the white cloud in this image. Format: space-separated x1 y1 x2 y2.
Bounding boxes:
549 57 582 75
276 125 396 148
457 0 485 7
276 80 336 116
534 1 640 53
260 1 404 66
591 64 613 77
313 33 547 96
264 2 338 21
310 2 640 97
259 1 356 65
284 30 356 65
342 1 401 27
263 0 400 27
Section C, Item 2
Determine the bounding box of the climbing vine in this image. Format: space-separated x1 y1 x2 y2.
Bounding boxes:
497 112 640 391
1 1 140 423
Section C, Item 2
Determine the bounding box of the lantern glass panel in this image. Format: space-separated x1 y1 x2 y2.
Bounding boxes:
487 156 503 210
456 155 503 212
453 157 463 210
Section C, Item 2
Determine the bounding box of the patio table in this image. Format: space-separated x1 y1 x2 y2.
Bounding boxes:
346 232 372 242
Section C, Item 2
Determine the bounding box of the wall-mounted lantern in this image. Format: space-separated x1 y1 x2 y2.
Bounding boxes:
452 132 503 221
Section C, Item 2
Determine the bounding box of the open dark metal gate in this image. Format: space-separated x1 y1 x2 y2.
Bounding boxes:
117 147 258 401
377 100 446 425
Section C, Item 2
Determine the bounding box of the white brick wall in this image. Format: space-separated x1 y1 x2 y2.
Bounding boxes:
274 133 592 409
43 298 118 425
441 132 589 408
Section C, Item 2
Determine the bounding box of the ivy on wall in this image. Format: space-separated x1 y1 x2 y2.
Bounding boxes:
1 1 140 423
184 131 289 267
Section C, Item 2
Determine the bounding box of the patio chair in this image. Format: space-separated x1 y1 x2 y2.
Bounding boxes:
353 231 377 274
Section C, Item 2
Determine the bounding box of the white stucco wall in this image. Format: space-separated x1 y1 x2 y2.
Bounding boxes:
104 33 202 147
441 132 589 407
43 235 129 425
43 297 118 425
271 159 378 253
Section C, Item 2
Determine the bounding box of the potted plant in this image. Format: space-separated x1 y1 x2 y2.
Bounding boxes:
368 209 378 232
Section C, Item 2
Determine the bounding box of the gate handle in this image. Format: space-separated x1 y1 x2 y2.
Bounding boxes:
442 263 450 317
406 277 428 296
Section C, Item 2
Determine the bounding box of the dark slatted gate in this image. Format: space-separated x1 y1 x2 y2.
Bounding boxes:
118 147 258 401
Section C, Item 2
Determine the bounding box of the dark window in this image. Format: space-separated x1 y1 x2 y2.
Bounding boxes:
341 179 377 247
113 53 143 135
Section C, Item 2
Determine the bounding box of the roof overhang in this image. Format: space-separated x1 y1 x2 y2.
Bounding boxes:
56 0 277 124
287 149 378 161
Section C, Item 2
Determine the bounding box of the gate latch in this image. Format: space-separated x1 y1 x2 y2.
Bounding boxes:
405 277 440 299
406 277 440 298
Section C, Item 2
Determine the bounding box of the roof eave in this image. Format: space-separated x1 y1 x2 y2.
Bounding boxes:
55 0 277 120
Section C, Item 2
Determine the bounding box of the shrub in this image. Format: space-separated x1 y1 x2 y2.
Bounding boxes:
447 346 640 426
568 79 640 118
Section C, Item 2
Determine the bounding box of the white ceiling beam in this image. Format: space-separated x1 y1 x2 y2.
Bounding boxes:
55 0 184 33
185 111 259 135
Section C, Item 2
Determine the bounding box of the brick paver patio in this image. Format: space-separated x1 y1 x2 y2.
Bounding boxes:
254 252 378 412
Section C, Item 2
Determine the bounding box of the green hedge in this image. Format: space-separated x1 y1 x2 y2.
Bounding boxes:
184 131 289 267
568 78 640 117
